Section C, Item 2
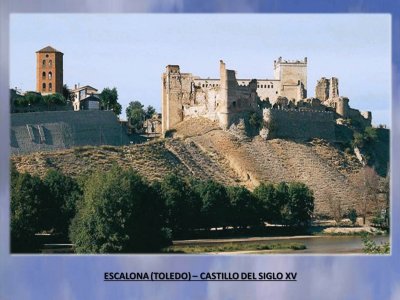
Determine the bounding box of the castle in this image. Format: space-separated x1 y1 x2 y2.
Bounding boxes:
161 58 372 140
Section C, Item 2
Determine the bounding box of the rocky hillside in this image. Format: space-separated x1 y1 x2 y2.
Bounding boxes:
12 117 386 217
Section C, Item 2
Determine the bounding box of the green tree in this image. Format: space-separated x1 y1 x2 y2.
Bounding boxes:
159 174 201 236
248 112 263 130
282 182 314 227
43 93 67 108
42 169 82 236
62 84 74 102
145 105 156 119
100 87 122 115
194 180 231 230
227 186 260 228
126 101 145 131
70 167 170 253
24 92 43 106
11 172 47 253
352 126 378 148
253 182 284 224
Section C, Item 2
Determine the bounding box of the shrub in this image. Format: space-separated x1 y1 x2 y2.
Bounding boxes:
347 208 358 226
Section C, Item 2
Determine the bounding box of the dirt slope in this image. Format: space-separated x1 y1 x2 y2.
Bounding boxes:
12 117 376 216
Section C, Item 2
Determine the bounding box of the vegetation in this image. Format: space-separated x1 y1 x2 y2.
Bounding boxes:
164 242 306 254
227 186 261 229
354 166 380 225
42 169 82 236
99 87 122 115
12 91 67 109
362 234 390 254
158 174 201 236
248 112 263 130
126 100 156 132
11 164 316 253
69 166 170 253
195 180 231 230
62 84 74 102
11 168 46 252
254 182 314 227
347 208 358 226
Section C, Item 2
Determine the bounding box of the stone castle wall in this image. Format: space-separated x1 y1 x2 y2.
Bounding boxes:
262 108 335 140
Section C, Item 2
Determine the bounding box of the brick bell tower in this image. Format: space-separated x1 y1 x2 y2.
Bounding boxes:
36 46 63 95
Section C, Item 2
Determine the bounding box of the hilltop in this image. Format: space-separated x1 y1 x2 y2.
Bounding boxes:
11 117 388 217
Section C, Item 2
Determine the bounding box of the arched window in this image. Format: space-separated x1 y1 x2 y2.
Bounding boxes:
42 72 46 79
49 60 52 67
42 83 46 91
49 83 52 91
42 59 46 67
48 72 52 80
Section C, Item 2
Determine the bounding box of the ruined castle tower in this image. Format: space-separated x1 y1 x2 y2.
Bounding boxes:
36 46 63 95
329 77 339 98
315 77 339 101
315 77 330 101
273 57 307 100
161 65 194 133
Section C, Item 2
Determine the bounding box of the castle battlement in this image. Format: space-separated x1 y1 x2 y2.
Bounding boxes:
264 108 334 114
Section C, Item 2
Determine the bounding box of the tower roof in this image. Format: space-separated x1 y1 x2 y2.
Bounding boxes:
36 46 63 54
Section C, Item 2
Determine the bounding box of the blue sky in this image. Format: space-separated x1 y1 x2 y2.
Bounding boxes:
10 13 390 125
1 1 400 300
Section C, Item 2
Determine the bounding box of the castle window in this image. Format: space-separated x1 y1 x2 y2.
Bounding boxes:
268 85 270 88
232 101 236 108
49 60 52 67
276 91 278 94
202 84 204 87
42 72 46 79
42 83 46 91
48 72 52 80
49 83 52 91
42 60 46 67
46 54 49 58
257 85 259 88
271 85 274 88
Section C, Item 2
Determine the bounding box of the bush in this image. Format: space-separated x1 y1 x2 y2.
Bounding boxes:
248 112 263 130
362 234 390 254
70 167 170 253
347 208 358 226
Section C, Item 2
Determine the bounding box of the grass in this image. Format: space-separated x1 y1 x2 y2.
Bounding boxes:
162 242 306 254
